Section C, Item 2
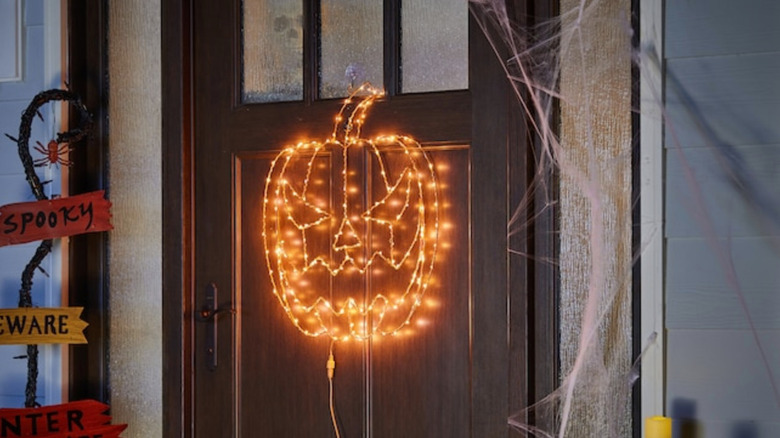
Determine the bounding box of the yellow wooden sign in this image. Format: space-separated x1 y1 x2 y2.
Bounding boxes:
0 307 87 345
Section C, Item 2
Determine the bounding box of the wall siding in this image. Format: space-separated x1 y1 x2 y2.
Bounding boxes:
664 0 780 435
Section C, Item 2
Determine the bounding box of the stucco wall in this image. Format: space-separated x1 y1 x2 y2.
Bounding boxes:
558 0 633 435
107 1 162 436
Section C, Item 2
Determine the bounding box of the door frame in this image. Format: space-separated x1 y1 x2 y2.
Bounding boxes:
162 0 193 435
161 0 559 436
66 0 111 405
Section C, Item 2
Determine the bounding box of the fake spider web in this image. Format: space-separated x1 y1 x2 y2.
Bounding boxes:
470 0 780 436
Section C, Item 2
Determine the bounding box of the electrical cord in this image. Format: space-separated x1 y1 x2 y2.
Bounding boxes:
327 342 341 438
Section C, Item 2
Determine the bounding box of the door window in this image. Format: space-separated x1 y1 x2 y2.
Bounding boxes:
241 0 467 103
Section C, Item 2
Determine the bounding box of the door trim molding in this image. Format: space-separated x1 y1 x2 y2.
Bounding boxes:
162 0 194 436
66 0 111 405
639 0 665 430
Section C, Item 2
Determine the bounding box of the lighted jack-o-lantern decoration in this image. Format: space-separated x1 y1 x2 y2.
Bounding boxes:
262 84 439 341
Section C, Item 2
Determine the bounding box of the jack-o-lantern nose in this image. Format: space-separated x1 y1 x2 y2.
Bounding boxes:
333 216 362 252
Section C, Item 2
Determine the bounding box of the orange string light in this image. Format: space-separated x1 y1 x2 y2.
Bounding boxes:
261 83 440 341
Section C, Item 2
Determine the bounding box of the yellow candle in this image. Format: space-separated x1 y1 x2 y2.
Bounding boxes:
645 416 671 438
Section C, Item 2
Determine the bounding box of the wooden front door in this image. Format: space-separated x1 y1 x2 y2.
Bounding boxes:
163 0 557 436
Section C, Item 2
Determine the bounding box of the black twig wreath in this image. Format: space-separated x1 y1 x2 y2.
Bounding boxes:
4 89 92 407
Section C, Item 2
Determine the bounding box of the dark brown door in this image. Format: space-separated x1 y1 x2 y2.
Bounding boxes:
164 0 556 436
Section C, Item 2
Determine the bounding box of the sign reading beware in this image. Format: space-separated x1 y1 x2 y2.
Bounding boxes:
0 191 112 248
0 308 87 345
0 400 127 437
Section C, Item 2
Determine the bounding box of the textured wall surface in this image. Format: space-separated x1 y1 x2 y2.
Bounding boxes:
558 0 633 436
107 1 162 436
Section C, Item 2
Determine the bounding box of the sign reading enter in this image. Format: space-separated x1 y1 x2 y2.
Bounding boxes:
0 400 127 437
0 308 87 345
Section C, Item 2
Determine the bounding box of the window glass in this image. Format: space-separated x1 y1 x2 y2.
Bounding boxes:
243 0 304 103
320 0 383 98
402 0 468 93
242 0 468 102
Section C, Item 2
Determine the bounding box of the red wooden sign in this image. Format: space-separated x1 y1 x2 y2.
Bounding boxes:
0 191 112 248
0 400 126 437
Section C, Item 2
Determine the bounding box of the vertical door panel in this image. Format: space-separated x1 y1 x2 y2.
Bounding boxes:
237 152 339 436
371 146 471 437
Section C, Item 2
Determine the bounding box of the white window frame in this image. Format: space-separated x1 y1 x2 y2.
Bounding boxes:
640 0 665 433
0 0 23 82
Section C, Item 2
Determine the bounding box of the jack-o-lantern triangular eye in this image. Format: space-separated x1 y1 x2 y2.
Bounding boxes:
280 181 331 230
362 167 413 223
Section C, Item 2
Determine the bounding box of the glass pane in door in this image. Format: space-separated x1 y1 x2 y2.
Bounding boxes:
320 0 383 98
243 0 304 103
402 0 468 93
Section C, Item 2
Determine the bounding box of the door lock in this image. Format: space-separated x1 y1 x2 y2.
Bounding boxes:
196 282 235 371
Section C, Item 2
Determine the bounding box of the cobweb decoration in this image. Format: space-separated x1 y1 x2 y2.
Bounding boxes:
471 0 779 437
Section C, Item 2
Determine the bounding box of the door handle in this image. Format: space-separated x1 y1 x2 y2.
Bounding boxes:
197 306 236 322
196 282 235 371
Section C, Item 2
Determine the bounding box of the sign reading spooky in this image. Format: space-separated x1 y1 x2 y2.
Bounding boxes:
0 400 126 437
0 190 112 247
0 308 87 345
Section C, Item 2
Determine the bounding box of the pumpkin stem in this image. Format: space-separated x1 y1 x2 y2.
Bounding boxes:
332 83 384 144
